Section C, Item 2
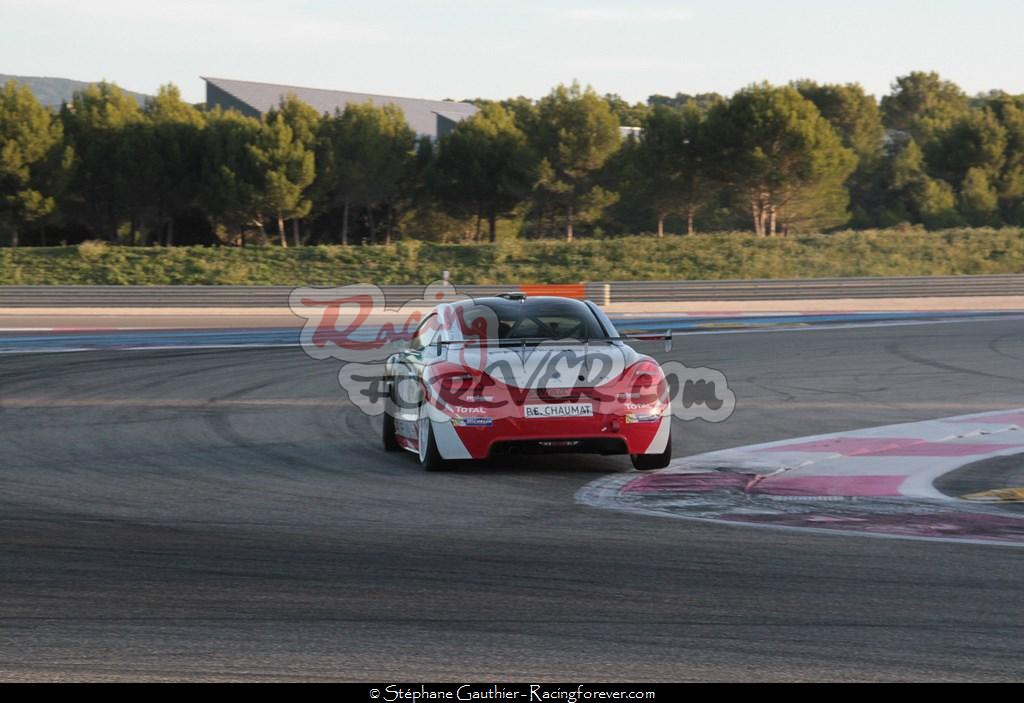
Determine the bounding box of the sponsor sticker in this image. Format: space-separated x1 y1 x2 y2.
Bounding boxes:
451 417 495 428
625 413 662 424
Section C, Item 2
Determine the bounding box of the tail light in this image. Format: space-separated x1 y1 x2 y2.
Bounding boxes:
623 360 669 405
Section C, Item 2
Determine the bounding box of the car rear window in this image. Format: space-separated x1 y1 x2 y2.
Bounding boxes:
459 298 607 341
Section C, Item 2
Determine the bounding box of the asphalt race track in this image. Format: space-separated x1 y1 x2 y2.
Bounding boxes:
2 318 1024 681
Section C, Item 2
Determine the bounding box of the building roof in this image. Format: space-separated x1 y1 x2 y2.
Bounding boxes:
202 76 477 139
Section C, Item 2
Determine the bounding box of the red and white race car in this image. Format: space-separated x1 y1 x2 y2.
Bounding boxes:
381 294 673 471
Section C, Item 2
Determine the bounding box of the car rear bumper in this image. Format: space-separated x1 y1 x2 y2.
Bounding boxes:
442 412 671 460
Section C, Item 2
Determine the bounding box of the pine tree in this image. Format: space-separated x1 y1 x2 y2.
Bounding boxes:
0 80 72 246
532 83 621 240
145 84 206 245
199 108 264 245
432 104 535 242
61 82 145 241
266 95 320 245
626 105 713 236
315 103 414 244
254 114 315 247
703 83 857 235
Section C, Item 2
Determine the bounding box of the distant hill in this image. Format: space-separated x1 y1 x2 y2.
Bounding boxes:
0 74 151 108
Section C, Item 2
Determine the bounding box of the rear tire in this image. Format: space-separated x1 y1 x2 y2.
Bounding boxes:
631 432 671 471
382 384 400 452
418 418 448 472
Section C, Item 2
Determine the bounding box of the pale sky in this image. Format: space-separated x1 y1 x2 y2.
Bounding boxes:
3 0 1022 104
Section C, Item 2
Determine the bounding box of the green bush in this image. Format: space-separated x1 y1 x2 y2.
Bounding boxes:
0 228 1022 285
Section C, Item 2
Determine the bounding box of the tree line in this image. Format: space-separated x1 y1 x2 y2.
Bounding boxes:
2 72 1023 247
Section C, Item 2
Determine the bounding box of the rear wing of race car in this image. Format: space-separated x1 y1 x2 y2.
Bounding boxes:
434 331 673 355
621 331 674 352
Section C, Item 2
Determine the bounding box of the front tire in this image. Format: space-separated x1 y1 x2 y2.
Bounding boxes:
631 432 671 471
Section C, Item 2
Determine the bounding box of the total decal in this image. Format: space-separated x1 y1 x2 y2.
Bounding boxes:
290 281 736 423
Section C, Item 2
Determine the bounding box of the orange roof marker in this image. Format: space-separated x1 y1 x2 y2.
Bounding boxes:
518 284 586 300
